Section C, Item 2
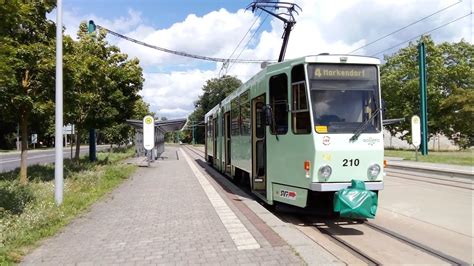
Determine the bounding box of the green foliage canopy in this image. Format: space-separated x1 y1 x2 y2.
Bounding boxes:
381 36 473 149
187 75 242 143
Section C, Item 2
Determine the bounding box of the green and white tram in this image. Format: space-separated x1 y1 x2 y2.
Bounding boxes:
205 54 382 217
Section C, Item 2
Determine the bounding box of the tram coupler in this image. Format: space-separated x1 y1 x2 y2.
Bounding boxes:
333 179 378 219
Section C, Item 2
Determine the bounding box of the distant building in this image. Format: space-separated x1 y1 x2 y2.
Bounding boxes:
383 130 459 151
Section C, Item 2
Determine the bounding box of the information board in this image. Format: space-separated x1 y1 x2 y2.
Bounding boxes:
143 115 155 151
411 115 421 147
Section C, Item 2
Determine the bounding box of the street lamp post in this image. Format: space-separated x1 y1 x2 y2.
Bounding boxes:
54 0 64 206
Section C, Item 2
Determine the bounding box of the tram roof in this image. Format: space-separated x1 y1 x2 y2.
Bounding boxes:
265 54 381 71
125 118 187 133
204 54 381 119
243 54 380 86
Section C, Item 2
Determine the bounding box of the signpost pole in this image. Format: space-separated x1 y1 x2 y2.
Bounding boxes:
411 115 421 162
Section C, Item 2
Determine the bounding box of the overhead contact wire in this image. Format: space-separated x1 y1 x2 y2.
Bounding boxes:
371 12 472 56
349 0 463 54
219 10 263 76
227 13 271 73
97 25 274 64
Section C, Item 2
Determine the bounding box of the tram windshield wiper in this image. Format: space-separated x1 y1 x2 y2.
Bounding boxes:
349 108 381 142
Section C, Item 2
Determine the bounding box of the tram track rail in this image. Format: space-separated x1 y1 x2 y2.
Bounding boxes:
309 221 382 265
387 171 473 190
363 221 466 265
302 217 469 265
386 163 473 180
182 145 205 159
386 170 473 185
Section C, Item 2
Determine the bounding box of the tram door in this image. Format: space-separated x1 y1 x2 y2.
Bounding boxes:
213 117 217 164
224 112 231 174
252 95 266 195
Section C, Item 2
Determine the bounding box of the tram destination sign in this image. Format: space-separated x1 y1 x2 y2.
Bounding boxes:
309 65 376 81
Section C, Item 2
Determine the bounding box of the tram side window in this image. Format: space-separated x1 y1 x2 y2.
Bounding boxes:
240 91 250 136
207 119 212 139
269 73 288 135
291 65 311 134
231 97 240 136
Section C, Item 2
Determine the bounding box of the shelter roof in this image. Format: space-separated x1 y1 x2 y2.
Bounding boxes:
126 118 187 133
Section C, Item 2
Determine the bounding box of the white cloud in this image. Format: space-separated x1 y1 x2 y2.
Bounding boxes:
114 8 260 67
141 70 217 119
57 0 471 119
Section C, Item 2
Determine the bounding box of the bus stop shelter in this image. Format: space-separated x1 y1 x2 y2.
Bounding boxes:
126 118 187 158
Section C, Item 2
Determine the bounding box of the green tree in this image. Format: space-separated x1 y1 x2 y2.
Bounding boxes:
187 75 242 143
381 36 473 148
102 98 151 147
65 22 144 159
0 0 56 184
132 98 151 119
436 41 474 148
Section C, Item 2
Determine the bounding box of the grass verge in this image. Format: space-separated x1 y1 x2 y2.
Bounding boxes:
384 149 473 166
0 148 136 264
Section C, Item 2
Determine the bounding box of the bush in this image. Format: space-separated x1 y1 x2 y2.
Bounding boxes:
0 182 34 215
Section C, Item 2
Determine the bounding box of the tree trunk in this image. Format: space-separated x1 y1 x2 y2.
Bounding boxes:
75 128 81 161
19 109 29 185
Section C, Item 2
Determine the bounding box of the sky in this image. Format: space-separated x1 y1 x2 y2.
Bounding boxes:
49 0 473 120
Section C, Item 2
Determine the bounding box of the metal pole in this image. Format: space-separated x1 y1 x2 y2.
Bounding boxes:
70 133 73 159
192 123 195 145
54 0 64 206
418 41 428 155
71 124 74 159
89 129 96 161
415 146 418 161
16 123 19 151
87 22 97 162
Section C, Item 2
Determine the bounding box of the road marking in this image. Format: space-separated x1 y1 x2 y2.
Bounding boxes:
181 148 260 250
0 152 72 163
0 148 91 163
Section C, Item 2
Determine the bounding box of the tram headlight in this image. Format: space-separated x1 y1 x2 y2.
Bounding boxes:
318 165 332 180
368 164 381 179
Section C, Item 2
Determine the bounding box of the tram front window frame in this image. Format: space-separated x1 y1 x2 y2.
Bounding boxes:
307 64 381 134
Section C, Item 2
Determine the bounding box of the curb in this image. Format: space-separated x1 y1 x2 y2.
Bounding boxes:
386 162 473 179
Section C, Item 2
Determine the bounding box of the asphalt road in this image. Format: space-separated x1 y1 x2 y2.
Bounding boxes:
0 146 106 173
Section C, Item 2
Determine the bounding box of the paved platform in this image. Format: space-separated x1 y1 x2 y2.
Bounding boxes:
21 145 338 265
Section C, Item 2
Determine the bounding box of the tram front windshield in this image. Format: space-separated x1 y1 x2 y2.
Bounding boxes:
308 64 381 134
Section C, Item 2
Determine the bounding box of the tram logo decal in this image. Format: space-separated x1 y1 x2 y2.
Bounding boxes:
363 137 380 146
278 190 297 200
322 136 331 146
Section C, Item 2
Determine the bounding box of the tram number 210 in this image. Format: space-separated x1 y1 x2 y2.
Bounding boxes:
342 159 360 167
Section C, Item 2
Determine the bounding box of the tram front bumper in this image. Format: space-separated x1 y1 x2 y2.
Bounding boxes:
310 181 383 192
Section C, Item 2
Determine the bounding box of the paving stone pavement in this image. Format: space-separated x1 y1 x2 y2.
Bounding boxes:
21 146 304 265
